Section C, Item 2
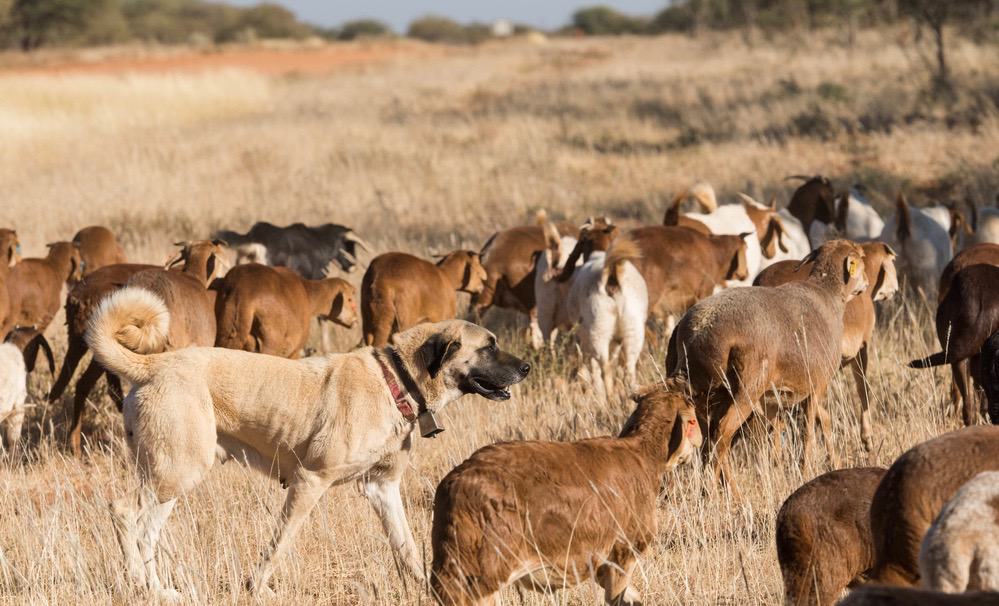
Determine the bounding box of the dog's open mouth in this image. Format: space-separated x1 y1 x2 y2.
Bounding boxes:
465 376 512 401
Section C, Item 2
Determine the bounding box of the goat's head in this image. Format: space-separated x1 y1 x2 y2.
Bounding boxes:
739 193 789 259
0 229 20 268
622 379 703 467
796 239 868 301
862 242 899 302
556 217 617 283
786 175 836 227
166 239 230 285
322 278 358 329
46 241 84 283
435 250 487 295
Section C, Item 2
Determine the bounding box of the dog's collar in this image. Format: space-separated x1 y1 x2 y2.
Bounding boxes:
374 353 417 422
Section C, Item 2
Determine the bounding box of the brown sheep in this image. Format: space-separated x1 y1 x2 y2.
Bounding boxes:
837 586 999 606
72 225 128 276
471 219 576 348
669 240 869 490
908 264 999 425
776 467 887 606
937 242 999 303
62 240 226 454
214 263 357 357
867 425 999 587
4 241 83 336
430 380 702 605
361 250 486 347
0 228 20 340
754 242 899 450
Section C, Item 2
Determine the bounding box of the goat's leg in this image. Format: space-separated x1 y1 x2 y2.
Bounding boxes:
850 344 874 451
3 406 25 452
528 307 543 350
248 469 331 595
49 334 86 403
597 546 641 605
107 372 125 412
66 359 105 455
953 359 976 426
711 396 756 495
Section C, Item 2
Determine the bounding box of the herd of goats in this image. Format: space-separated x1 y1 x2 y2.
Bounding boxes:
2 174 999 604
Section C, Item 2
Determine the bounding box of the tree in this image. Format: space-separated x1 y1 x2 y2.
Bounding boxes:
571 5 644 35
898 0 989 91
9 0 114 50
337 19 390 41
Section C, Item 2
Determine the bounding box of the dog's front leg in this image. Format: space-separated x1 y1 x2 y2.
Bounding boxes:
362 477 424 582
248 470 331 596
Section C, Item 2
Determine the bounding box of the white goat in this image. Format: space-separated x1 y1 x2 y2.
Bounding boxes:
566 237 647 398
919 471 999 593
680 184 788 284
0 342 27 451
880 193 955 295
969 198 999 246
533 223 579 349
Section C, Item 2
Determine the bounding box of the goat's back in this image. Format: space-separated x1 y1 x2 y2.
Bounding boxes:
127 269 215 349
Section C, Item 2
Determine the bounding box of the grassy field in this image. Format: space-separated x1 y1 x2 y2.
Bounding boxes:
1 28 997 604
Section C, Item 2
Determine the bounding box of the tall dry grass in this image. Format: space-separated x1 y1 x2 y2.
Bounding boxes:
0 28 996 604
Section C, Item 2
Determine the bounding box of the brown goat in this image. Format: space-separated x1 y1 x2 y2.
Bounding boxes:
72 225 127 275
0 229 20 340
669 240 869 490
430 381 702 605
776 467 887 606
214 263 357 357
755 242 899 450
867 425 999 587
937 242 999 303
561 221 750 327
786 175 837 242
471 219 576 346
909 264 999 425
838 586 999 606
4 241 83 336
62 240 226 454
361 250 486 347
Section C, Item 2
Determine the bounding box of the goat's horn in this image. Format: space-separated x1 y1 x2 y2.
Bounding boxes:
344 232 371 252
163 251 184 269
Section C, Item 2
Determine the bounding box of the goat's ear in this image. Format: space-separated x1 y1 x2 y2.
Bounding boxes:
419 334 461 379
172 241 188 247
212 238 228 248
737 231 754 240
163 250 185 269
835 193 850 233
205 253 218 282
843 254 861 284
881 243 897 258
793 248 819 272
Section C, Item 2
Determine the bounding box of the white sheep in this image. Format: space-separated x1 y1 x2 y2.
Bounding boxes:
0 341 27 451
919 470 999 592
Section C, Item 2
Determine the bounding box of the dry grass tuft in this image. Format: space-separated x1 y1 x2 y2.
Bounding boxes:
0 29 995 603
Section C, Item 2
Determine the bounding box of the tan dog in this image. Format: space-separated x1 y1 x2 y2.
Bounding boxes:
86 287 530 600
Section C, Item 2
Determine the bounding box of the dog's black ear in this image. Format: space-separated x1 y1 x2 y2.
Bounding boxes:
419 334 461 379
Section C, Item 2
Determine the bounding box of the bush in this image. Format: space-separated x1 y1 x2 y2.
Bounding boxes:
406 15 486 44
337 18 390 41
648 4 695 33
232 3 310 40
572 5 644 35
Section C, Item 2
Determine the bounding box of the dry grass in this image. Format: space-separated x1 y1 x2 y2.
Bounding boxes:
0 28 996 604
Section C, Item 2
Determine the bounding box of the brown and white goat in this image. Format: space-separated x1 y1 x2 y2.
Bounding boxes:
361 250 486 347
909 263 999 425
214 264 357 357
0 229 20 340
61 241 226 454
776 466 887 606
755 241 899 450
4 241 83 336
867 425 999 587
669 240 868 490
72 225 128 275
430 381 702 606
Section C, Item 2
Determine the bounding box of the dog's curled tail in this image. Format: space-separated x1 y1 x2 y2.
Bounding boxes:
85 287 169 384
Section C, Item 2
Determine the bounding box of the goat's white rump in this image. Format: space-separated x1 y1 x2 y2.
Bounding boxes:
0 343 27 450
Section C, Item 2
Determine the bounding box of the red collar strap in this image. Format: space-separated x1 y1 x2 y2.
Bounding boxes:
374 354 417 422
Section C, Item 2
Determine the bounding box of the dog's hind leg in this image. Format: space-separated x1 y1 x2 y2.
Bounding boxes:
248 469 332 595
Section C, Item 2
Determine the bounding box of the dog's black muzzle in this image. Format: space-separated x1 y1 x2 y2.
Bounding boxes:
461 350 531 401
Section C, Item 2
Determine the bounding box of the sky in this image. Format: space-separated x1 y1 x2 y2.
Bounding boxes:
227 1 669 32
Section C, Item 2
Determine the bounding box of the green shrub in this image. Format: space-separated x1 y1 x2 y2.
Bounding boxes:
572 5 644 35
407 15 486 44
337 18 390 41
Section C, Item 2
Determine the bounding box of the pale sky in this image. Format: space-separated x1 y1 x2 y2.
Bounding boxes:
228 1 670 31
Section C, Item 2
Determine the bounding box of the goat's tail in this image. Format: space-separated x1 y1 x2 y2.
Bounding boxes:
908 351 947 369
602 236 642 293
689 182 717 213
85 287 169 384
